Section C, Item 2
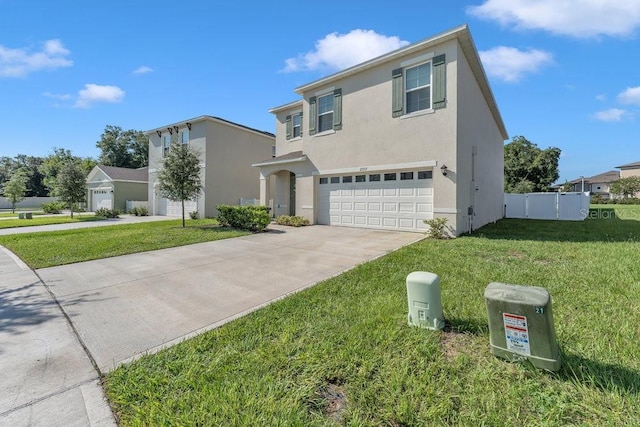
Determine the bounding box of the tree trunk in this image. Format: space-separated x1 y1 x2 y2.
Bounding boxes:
70 203 74 218
181 199 185 227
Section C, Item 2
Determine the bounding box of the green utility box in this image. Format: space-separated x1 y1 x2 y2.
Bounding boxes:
484 282 561 371
407 271 444 330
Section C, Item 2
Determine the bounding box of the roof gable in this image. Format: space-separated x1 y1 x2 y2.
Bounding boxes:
616 161 640 169
286 24 506 140
89 165 149 183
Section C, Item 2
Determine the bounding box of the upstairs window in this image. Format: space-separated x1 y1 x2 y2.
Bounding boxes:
181 129 189 144
285 112 303 140
163 135 171 157
392 54 446 117
405 63 431 113
309 88 342 135
317 94 334 133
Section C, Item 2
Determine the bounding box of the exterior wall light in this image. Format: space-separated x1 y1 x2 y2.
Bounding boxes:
440 164 448 176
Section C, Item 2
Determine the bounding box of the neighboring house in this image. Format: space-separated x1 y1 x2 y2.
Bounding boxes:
566 170 620 198
146 116 274 217
253 24 507 235
86 165 148 212
616 161 640 179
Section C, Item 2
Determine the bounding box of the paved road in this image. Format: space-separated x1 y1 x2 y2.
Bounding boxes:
1 224 423 425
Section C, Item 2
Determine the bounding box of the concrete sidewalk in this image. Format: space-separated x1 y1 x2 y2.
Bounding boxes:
0 247 116 426
0 215 174 236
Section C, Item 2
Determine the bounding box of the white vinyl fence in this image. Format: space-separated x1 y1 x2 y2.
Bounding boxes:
505 192 590 221
0 196 57 210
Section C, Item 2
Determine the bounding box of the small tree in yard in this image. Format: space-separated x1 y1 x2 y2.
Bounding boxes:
55 160 87 218
610 176 640 199
2 171 28 213
157 140 201 227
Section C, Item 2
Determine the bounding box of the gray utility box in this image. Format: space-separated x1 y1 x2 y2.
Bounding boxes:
485 282 561 371
407 271 444 330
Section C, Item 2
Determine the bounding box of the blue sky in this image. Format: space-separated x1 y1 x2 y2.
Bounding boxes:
1 0 639 183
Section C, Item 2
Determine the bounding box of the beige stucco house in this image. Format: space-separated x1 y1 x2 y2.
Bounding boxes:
616 161 640 179
147 116 274 217
253 24 507 235
86 165 148 212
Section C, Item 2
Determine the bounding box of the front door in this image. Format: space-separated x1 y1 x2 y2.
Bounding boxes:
289 172 296 216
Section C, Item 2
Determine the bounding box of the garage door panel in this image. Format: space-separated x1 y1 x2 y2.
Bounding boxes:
354 216 367 225
317 170 434 231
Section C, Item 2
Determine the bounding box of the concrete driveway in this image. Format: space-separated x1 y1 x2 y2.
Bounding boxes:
37 225 423 373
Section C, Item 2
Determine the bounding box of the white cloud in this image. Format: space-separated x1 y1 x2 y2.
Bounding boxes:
283 29 409 73
133 65 153 75
595 94 607 101
479 46 553 82
592 108 627 122
0 39 73 77
468 0 640 38
75 84 125 108
617 86 640 105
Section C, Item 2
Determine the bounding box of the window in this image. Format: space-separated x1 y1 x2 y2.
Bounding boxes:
392 54 445 117
355 175 366 183
181 129 189 144
286 113 303 140
292 114 302 138
369 174 380 182
342 176 352 183
319 177 328 184
317 94 334 133
418 170 433 179
405 63 431 113
309 89 342 135
400 172 414 180
384 173 397 181
330 177 340 184
163 135 171 156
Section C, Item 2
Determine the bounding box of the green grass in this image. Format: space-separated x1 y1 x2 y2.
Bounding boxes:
0 219 249 268
104 206 640 426
0 214 100 229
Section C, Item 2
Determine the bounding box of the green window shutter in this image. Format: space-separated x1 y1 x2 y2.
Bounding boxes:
285 115 292 140
333 88 342 130
308 96 317 135
392 68 404 117
300 112 303 136
432 54 446 109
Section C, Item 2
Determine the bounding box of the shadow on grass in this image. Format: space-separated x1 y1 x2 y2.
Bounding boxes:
469 208 640 243
556 350 640 394
444 316 487 335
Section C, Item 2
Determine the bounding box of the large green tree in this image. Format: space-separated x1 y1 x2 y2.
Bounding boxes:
2 170 28 213
610 176 640 198
504 136 561 193
40 148 95 195
96 125 148 168
157 139 201 227
55 160 87 218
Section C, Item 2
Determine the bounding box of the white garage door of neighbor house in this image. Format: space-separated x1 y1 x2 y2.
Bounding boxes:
317 170 434 231
167 200 198 217
92 189 112 211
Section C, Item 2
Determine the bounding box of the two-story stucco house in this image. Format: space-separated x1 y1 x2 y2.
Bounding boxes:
147 116 274 217
253 25 507 236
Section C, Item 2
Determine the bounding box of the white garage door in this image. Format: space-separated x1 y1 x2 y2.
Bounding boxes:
317 170 433 231
92 189 112 211
167 200 198 217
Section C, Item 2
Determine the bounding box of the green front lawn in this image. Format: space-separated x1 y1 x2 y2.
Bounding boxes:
0 219 249 268
105 207 640 426
0 214 100 229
